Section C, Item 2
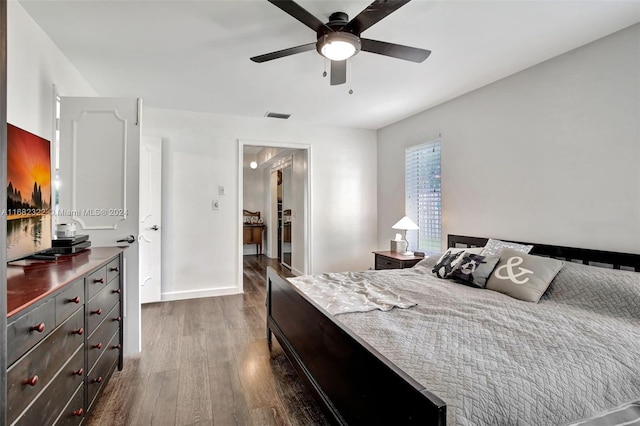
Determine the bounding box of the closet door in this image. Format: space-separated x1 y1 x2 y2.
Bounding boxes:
281 164 292 269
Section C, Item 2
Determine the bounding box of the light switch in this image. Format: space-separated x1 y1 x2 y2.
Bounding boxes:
212 200 220 210
218 186 225 196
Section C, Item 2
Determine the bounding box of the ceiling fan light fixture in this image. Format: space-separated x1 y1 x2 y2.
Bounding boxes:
317 32 361 61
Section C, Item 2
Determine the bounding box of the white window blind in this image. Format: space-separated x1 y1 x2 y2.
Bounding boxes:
405 140 441 254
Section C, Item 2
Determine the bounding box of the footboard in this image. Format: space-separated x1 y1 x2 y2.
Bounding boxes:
266 267 446 426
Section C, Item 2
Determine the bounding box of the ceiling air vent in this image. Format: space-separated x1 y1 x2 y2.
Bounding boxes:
265 112 291 120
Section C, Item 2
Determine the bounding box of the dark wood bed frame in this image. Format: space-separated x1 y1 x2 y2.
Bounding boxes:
266 235 640 425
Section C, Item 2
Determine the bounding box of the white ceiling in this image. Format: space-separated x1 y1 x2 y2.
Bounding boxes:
20 0 640 130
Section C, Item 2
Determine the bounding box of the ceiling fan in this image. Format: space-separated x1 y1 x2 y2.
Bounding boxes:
250 0 431 86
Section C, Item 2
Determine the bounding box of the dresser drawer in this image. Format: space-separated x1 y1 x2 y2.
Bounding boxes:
86 265 108 300
87 330 120 410
87 278 120 335
7 298 56 365
54 383 84 426
12 347 84 426
106 256 120 283
375 256 402 270
87 302 121 371
55 278 84 326
7 308 84 424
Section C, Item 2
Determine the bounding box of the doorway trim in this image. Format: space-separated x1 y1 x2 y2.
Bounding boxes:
237 139 312 289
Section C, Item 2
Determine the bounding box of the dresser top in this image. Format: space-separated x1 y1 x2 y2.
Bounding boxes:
7 247 125 318
373 251 424 261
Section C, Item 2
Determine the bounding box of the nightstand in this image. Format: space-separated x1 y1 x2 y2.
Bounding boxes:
373 251 424 270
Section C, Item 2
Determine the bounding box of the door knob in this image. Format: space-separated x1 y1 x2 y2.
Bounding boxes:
150 225 159 231
117 235 135 244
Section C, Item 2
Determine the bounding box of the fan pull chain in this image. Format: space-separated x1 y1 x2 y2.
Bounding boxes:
348 59 354 95
322 59 327 78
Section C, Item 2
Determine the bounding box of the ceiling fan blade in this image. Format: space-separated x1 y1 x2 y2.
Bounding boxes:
361 38 431 63
250 43 315 63
330 60 347 85
342 0 411 34
268 0 332 33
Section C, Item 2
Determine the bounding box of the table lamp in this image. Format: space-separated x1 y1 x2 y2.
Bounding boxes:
392 216 419 255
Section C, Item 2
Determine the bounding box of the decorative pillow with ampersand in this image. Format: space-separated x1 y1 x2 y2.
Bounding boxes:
486 248 564 302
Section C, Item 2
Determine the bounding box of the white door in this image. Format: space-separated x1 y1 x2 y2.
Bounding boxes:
139 135 162 304
59 97 141 354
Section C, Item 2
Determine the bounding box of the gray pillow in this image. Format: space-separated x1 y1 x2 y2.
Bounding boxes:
448 253 501 289
486 248 564 302
481 238 533 256
415 255 439 269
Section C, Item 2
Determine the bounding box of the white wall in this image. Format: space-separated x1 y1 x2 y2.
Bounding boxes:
378 24 640 254
7 2 97 138
242 167 264 214
144 108 377 300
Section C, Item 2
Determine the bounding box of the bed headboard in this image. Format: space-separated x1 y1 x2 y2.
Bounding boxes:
448 234 640 272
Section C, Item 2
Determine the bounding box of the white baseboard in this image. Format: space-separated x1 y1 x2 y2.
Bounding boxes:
161 285 242 302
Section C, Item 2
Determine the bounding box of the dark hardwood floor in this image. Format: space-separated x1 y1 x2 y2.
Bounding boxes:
87 255 330 426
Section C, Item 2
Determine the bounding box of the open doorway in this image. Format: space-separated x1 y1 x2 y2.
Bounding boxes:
238 140 311 289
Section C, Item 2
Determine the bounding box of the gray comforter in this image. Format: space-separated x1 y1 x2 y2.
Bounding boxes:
292 259 640 425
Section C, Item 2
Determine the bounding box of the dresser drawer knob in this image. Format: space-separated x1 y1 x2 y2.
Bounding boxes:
69 296 81 304
24 375 39 386
30 323 45 333
73 368 84 376
72 408 84 417
92 309 103 316
113 316 122 322
112 343 122 350
91 376 103 384
72 327 84 336
112 288 121 294
109 266 119 272
93 342 103 350
94 278 105 284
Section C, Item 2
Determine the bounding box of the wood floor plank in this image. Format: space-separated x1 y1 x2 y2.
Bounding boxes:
182 298 207 337
203 324 236 364
180 334 209 366
248 406 292 426
208 360 250 426
134 369 180 426
176 364 213 425
151 307 185 372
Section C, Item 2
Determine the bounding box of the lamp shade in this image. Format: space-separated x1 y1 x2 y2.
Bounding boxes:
316 32 361 61
392 216 419 231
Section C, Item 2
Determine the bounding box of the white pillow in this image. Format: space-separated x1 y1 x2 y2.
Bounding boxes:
480 238 533 256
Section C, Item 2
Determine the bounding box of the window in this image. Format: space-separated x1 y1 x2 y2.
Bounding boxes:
405 139 441 254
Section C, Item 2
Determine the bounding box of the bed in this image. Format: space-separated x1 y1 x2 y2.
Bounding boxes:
265 235 640 425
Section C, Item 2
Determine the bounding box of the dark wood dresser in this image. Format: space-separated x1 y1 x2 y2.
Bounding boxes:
6 247 124 425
